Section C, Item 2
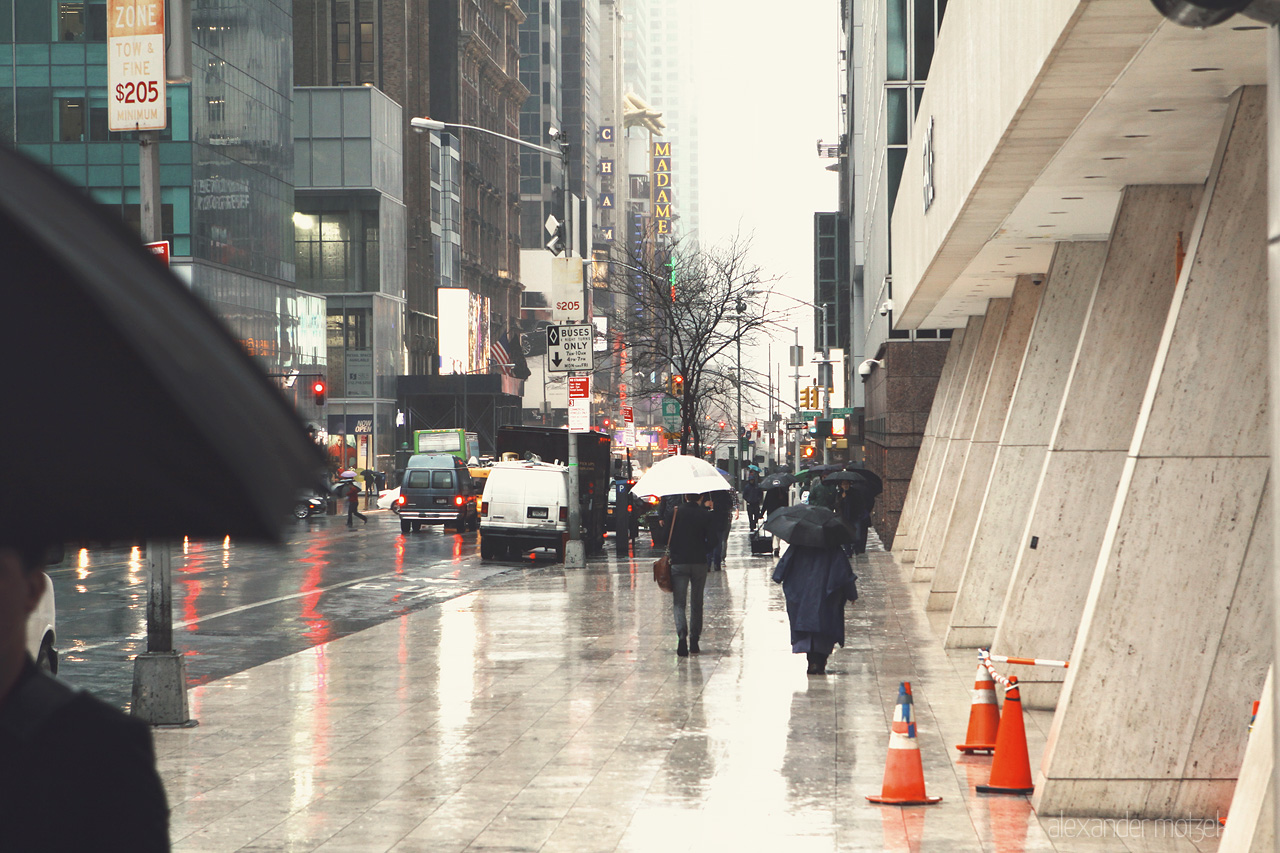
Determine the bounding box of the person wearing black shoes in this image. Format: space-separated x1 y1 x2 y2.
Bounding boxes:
666 493 714 657
771 543 858 675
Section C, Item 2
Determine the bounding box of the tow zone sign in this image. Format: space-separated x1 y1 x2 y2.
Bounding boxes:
108 0 166 132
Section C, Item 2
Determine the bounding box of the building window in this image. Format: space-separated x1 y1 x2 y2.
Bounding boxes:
58 2 84 40
207 96 225 123
296 212 352 292
57 98 86 141
887 88 908 145
334 21 351 84
914 0 936 78
886 0 908 80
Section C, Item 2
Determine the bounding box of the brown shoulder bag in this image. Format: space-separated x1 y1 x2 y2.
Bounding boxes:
653 507 677 592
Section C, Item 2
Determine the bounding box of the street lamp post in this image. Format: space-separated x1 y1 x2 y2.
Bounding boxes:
771 291 832 463
411 116 586 567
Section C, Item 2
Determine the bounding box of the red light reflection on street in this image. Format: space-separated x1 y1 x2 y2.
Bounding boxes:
299 543 332 644
177 539 208 631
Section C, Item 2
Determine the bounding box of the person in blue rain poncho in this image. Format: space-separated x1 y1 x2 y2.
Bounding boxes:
771 545 858 675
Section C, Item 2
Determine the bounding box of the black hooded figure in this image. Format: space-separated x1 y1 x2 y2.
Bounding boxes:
771 545 858 674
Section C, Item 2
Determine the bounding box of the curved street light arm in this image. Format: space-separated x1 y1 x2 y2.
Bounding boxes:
410 116 561 158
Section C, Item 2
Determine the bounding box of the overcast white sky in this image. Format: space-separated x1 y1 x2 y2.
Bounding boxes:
693 1 841 411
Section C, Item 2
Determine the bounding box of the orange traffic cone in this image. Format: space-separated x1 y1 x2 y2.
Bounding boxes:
956 660 1000 754
976 676 1034 795
867 682 943 805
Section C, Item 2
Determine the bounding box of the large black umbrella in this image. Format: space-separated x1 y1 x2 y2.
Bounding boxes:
844 466 884 494
760 472 795 491
819 468 880 502
762 505 853 548
1 146 324 547
825 469 883 499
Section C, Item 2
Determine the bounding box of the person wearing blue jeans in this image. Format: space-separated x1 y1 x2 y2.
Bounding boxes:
665 494 714 657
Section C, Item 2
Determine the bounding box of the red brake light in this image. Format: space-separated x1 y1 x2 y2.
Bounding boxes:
559 506 568 522
480 501 488 517
396 495 406 506
454 495 464 506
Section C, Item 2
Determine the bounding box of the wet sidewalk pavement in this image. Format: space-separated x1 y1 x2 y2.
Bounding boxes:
155 523 1223 852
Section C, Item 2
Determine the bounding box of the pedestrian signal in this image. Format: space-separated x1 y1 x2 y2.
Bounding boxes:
312 380 326 406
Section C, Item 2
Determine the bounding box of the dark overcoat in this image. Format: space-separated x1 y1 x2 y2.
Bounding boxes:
771 545 858 648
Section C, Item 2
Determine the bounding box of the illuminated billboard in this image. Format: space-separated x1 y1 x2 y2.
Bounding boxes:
438 288 490 375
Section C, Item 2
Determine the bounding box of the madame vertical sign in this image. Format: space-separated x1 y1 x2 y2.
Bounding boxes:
108 0 166 131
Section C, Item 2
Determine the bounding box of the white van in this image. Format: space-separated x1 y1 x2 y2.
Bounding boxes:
479 461 570 561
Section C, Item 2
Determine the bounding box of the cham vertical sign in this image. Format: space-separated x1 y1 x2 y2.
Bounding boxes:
108 0 166 132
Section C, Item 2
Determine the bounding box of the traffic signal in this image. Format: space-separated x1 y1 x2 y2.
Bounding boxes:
545 215 566 256
312 379 326 406
800 386 815 409
832 417 846 437
670 374 684 396
602 417 612 430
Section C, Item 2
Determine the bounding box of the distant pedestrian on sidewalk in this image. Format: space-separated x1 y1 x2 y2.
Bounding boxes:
771 544 858 675
743 477 763 530
340 471 366 527
666 494 714 657
0 543 170 851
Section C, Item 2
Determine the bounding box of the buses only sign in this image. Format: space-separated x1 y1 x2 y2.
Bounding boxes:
108 0 166 132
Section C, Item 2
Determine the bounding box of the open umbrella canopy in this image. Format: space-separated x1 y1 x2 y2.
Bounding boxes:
759 472 795 491
1 147 325 548
631 455 731 498
762 504 853 548
844 465 884 494
824 470 882 497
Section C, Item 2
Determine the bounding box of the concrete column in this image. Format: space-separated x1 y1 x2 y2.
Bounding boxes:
945 243 1104 648
926 276 1043 611
913 302 1009 583
1219 668 1273 853
1034 88 1271 819
895 323 974 562
990 182 1199 710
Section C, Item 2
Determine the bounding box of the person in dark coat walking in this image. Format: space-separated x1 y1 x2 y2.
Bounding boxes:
742 478 763 530
771 544 858 674
665 494 715 657
761 483 789 521
340 472 366 527
834 481 869 555
0 544 170 851
706 489 734 570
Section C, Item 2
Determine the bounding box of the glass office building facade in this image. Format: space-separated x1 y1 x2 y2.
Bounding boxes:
0 0 325 404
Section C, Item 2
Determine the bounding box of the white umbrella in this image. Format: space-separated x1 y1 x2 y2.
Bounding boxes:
631 455 732 498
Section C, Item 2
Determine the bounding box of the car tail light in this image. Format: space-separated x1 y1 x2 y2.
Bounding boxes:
480 501 488 517
396 495 406 506
454 495 464 506
559 506 568 522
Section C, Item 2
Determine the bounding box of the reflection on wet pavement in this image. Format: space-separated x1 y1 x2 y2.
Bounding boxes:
138 522 1221 851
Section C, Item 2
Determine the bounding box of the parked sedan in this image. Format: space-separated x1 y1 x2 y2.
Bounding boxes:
377 487 401 512
26 572 57 673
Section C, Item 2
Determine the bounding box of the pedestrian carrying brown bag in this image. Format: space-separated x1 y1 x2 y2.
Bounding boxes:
653 506 677 592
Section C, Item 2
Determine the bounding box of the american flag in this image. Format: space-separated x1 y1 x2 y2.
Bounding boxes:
491 332 514 376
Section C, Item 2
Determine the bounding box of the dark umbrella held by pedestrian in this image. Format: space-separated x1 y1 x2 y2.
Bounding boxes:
762 504 854 548
759 472 796 492
824 470 881 502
